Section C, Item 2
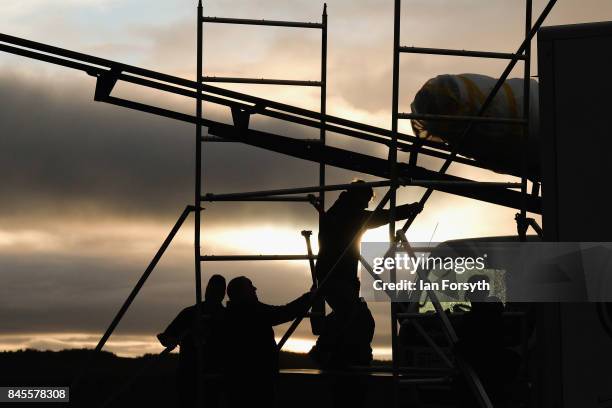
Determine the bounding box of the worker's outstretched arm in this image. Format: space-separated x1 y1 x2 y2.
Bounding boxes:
366 202 423 229
261 292 311 326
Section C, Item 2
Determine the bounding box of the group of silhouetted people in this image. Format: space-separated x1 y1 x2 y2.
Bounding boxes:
158 180 530 407
158 180 423 408
158 274 310 408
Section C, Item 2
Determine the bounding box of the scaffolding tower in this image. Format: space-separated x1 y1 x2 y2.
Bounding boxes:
0 0 558 406
380 1 546 406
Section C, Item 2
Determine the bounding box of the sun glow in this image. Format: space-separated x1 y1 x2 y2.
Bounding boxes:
206 224 319 255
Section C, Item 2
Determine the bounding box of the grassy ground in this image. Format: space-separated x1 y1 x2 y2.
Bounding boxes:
0 349 395 408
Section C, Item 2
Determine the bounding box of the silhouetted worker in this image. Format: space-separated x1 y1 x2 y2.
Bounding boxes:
222 276 311 408
456 274 519 406
309 283 375 369
309 284 375 408
316 179 422 309
157 274 226 408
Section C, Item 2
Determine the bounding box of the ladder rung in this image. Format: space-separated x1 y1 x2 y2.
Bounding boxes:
203 179 519 203
399 112 527 125
200 254 316 261
202 76 322 87
399 46 525 60
205 195 315 202
201 16 323 29
410 180 522 188
202 180 394 202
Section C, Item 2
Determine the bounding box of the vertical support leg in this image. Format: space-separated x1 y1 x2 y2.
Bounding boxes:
319 3 327 213
195 2 204 407
390 1 402 407
518 0 532 242
314 4 328 335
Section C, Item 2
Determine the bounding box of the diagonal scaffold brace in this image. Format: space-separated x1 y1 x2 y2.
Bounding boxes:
70 205 196 391
301 230 326 335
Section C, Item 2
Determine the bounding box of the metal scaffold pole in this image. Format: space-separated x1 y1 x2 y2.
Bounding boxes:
519 0 533 241
389 1 401 406
194 1 205 407
319 3 327 224
311 3 328 332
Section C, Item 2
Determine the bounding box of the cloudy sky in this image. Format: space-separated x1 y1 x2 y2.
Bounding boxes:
1 0 611 359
